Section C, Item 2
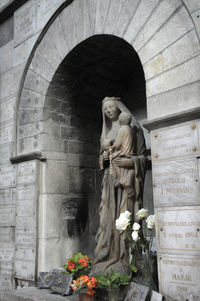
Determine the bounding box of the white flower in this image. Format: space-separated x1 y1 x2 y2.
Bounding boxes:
146 215 155 229
116 211 131 231
131 231 139 241
136 208 149 220
132 222 140 231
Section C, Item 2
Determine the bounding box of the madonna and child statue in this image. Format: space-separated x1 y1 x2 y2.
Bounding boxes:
92 96 147 276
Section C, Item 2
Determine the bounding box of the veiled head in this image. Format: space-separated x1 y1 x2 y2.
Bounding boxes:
102 97 120 121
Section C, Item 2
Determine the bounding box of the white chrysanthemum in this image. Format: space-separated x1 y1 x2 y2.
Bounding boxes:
132 222 140 231
131 231 139 241
116 212 131 231
136 208 149 220
146 215 155 229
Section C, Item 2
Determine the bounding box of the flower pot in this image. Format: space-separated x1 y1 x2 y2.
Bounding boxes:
79 293 96 301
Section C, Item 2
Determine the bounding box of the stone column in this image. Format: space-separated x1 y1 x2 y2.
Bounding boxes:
144 114 200 301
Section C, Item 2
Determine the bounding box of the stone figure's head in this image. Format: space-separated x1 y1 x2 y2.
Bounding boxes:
102 97 121 121
119 112 131 126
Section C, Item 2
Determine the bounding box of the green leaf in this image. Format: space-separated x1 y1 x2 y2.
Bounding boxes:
120 274 131 285
72 252 84 263
130 264 138 273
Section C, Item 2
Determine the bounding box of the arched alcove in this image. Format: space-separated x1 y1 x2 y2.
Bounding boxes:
38 34 147 271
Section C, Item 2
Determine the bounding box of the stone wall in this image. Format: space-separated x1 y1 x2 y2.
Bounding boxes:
0 0 200 296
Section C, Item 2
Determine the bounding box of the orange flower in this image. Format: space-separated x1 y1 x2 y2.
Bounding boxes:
71 284 76 291
87 289 95 295
78 258 88 267
79 275 89 283
90 277 98 287
85 255 92 262
67 260 75 270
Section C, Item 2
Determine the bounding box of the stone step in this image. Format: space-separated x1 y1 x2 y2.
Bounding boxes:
0 288 78 301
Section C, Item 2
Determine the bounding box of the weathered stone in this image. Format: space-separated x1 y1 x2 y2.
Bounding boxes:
153 158 199 207
20 89 46 108
17 134 43 155
192 10 200 40
0 97 15 124
16 215 36 230
43 134 64 152
0 189 16 206
18 122 43 139
124 281 149 301
72 0 87 42
0 276 13 291
17 161 37 185
151 290 163 301
146 55 200 97
144 29 200 80
0 244 14 261
0 227 14 243
183 0 200 12
104 0 124 34
0 17 13 47
94 0 112 34
0 165 16 189
0 124 13 145
14 0 36 46
69 167 95 193
134 0 181 52
43 161 68 194
0 41 13 74
0 143 12 166
15 229 36 245
156 206 200 255
139 6 193 64
0 206 15 226
158 254 200 301
0 261 13 276
14 246 35 280
16 199 35 217
18 107 44 125
151 121 199 161
24 69 49 95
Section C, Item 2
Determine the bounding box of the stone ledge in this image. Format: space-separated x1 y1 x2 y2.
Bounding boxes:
1 288 78 301
0 0 29 24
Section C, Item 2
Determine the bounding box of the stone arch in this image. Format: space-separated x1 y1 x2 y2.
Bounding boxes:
14 0 200 273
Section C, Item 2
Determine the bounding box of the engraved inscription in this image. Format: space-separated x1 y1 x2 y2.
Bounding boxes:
156 207 200 254
0 144 12 166
16 215 36 229
0 277 13 290
0 166 16 189
0 206 15 226
158 255 200 301
152 122 199 161
0 227 14 243
14 0 36 45
0 98 15 123
18 161 37 185
15 229 36 245
15 247 35 280
0 125 13 145
17 185 36 201
0 189 16 206
153 158 199 206
0 244 15 261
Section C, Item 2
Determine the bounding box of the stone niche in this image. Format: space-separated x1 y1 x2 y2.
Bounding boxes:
35 34 150 274
151 120 200 301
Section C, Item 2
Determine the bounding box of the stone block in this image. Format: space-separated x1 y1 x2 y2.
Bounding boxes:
158 254 200 301
134 0 181 52
17 161 37 185
0 276 13 291
0 143 12 166
153 158 200 207
0 261 13 276
14 33 39 67
16 215 36 230
0 41 13 74
147 81 200 120
104 0 124 34
72 0 87 42
0 188 16 206
18 121 43 139
144 29 200 80
0 97 15 124
24 69 49 95
0 227 14 243
124 281 149 301
146 55 200 97
14 246 36 280
0 206 15 226
151 290 163 301
0 165 16 189
139 6 193 64
17 134 43 155
192 10 200 40
156 206 200 255
16 199 35 218
18 107 44 125
0 17 13 47
0 243 15 261
43 160 68 194
69 167 95 194
151 121 199 162
15 229 36 245
20 89 45 108
14 0 36 46
43 134 64 152
94 0 112 34
183 0 200 12
0 124 13 145
30 49 55 82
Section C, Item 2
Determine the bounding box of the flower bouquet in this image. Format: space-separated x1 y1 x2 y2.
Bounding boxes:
116 209 157 289
71 275 98 300
64 252 92 280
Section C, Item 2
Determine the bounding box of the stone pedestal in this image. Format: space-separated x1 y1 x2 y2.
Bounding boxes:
150 120 200 300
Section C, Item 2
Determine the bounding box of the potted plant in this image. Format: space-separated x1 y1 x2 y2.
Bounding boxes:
95 269 131 301
71 275 98 301
64 252 92 280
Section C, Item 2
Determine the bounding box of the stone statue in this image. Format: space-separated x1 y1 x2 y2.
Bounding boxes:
92 97 147 275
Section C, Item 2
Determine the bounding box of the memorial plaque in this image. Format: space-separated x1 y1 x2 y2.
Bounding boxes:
0 244 15 261
0 98 15 123
0 124 13 145
15 246 35 280
0 276 13 290
15 229 36 245
17 185 36 201
14 0 36 45
151 121 199 161
0 227 14 243
0 261 13 276
153 158 200 207
156 206 200 254
36 0 65 30
0 188 16 206
0 144 12 166
158 254 200 301
16 199 35 216
0 206 15 226
16 215 36 229
0 165 16 189
18 161 37 185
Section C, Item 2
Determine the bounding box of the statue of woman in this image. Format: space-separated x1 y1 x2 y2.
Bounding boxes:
92 96 147 275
